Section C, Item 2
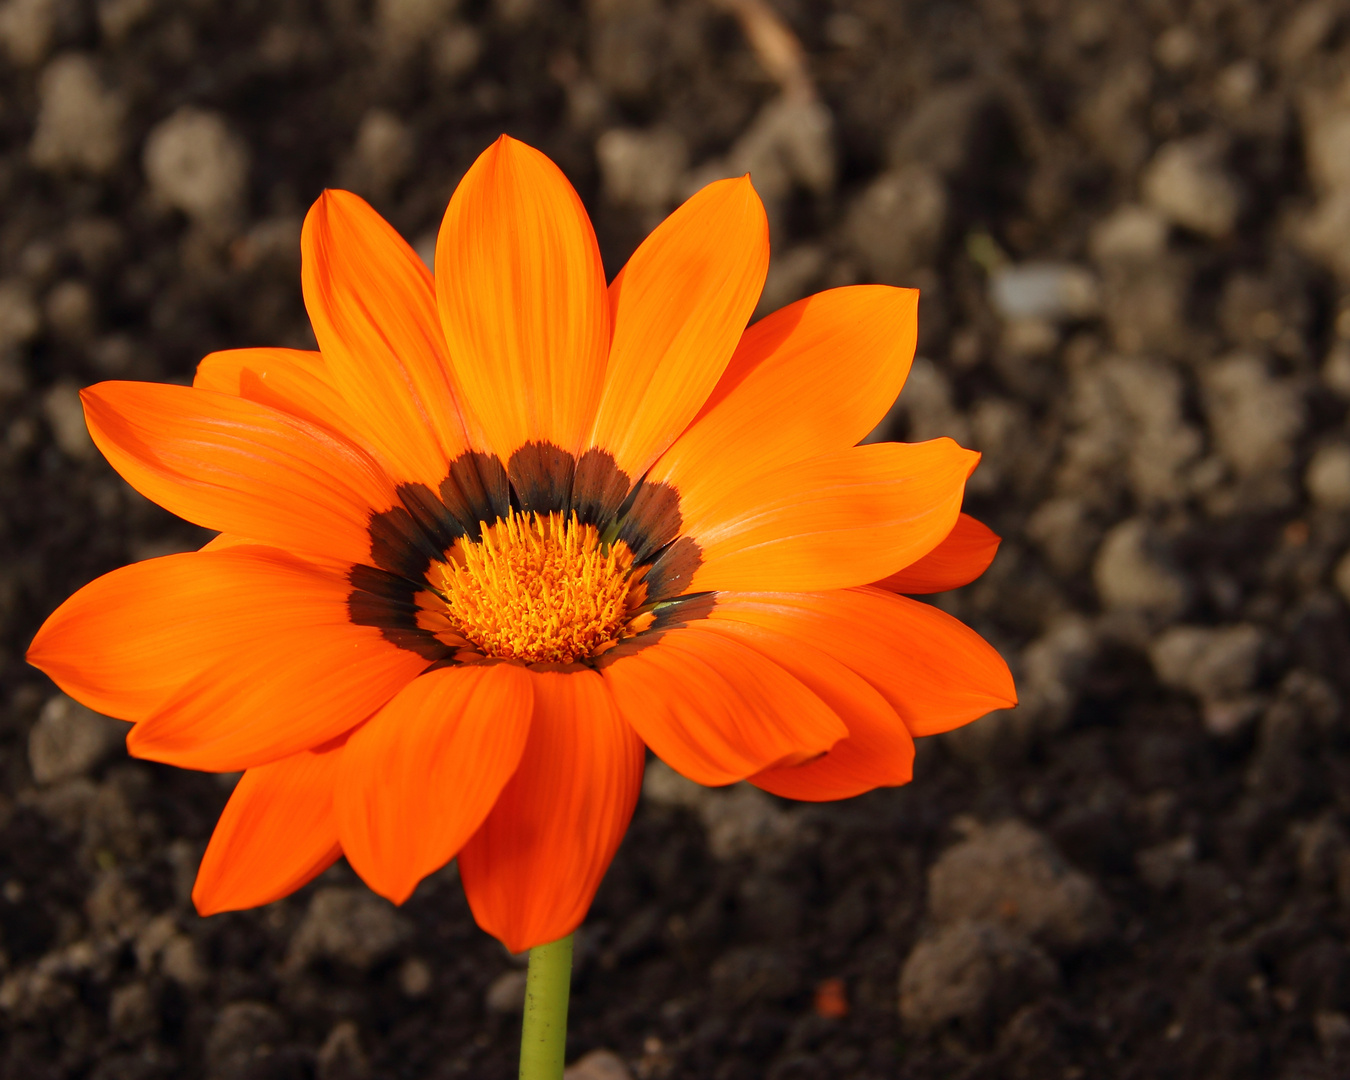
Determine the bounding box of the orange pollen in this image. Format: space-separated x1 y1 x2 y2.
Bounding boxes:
432 510 638 664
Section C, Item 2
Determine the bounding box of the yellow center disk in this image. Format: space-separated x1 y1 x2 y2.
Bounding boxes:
432 510 640 664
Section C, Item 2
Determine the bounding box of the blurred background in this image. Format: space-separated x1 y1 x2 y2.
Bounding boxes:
3 0 1350 1077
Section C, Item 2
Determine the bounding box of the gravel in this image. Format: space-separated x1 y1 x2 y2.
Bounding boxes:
564 1048 633 1080
898 919 1058 1033
1307 442 1350 508
1149 624 1266 703
484 969 528 1014
1093 517 1190 621
27 692 126 784
29 53 125 176
1089 204 1170 264
285 887 412 973
143 107 251 233
843 165 947 283
1202 352 1306 480
317 1020 371 1080
595 126 689 213
989 263 1100 322
340 109 415 202
925 819 1111 954
1141 134 1242 238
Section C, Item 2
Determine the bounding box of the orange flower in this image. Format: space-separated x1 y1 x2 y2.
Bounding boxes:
26 136 1015 953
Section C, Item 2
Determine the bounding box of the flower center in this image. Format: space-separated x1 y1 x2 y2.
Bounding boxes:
431 510 640 664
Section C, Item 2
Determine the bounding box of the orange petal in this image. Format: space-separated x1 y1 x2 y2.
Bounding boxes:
302 190 475 487
599 626 847 786
710 588 1016 737
672 440 978 594
198 533 253 551
698 619 914 800
648 285 917 493
27 546 400 722
459 668 643 953
436 137 609 473
193 739 345 915
193 347 358 439
102 547 428 770
336 663 534 904
873 513 1001 594
82 381 396 566
583 178 768 511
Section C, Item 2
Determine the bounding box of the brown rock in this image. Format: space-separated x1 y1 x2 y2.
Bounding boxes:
899 919 1057 1032
927 820 1111 953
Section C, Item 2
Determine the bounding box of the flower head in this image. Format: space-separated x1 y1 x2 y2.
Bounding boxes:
27 136 1015 952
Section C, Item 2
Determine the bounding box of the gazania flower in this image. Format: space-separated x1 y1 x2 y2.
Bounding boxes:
27 136 1014 953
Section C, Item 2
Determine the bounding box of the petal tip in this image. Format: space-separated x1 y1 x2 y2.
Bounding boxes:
24 626 52 670
365 875 417 907
123 722 153 759
191 884 224 917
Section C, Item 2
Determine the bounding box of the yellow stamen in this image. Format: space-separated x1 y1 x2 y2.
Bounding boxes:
432 510 639 664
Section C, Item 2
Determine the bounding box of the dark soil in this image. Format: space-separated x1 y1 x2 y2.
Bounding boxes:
5 0 1350 1078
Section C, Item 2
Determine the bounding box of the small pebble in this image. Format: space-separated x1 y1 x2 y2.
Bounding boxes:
377 0 455 57
41 382 95 459
642 761 799 860
1306 443 1350 508
1142 135 1241 238
899 919 1057 1032
729 95 836 198
1090 204 1168 263
564 1049 632 1080
1150 624 1265 702
342 109 414 199
318 1020 370 1080
844 164 946 283
108 980 157 1039
1202 354 1304 479
1154 25 1200 71
206 1001 287 1080
160 933 206 987
1094 518 1189 621
398 956 433 998
1303 89 1350 194
29 54 125 176
1334 550 1350 604
86 869 145 938
484 969 528 1013
926 819 1111 953
989 262 1099 322
0 0 56 66
286 887 410 972
143 108 250 231
432 23 481 82
813 977 849 1019
595 126 688 211
44 280 95 342
1296 190 1350 279
1280 1 1341 67
1324 341 1350 396
97 0 154 44
28 693 124 783
1315 1010 1350 1055
1135 836 1197 891
0 279 41 349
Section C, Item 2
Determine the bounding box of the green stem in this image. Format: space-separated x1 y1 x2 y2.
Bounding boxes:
519 933 574 1080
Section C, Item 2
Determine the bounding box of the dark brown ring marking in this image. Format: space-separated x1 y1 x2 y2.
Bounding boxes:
347 444 706 665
